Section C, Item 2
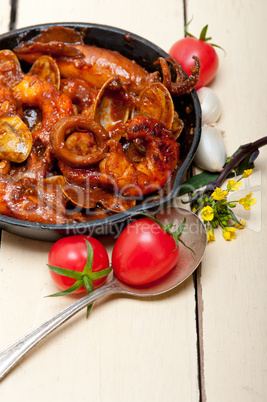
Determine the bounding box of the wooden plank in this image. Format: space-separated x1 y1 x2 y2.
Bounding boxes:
15 0 184 52
0 233 199 401
0 1 200 401
185 1 267 401
0 0 11 35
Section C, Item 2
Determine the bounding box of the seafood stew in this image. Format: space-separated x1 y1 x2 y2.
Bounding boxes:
0 23 201 240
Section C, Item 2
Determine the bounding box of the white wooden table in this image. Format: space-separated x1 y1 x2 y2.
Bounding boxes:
0 1 266 401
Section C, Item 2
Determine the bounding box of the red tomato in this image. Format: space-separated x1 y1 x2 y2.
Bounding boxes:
169 36 219 90
48 235 110 294
112 218 180 285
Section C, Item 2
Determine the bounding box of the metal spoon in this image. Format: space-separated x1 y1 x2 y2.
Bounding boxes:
0 207 206 380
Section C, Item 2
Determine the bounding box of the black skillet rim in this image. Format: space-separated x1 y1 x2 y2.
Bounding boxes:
0 22 201 240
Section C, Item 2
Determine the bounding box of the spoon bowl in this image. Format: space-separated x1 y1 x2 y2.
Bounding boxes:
0 207 206 380
114 207 207 296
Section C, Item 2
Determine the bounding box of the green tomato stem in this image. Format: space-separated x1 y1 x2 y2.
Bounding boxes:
46 280 84 297
47 239 111 306
184 18 225 53
131 212 194 253
47 264 83 280
83 275 93 293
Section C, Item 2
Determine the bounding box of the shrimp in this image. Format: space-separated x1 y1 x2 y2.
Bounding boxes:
0 83 21 117
99 116 179 197
13 75 74 145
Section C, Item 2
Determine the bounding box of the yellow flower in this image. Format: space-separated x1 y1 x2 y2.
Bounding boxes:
227 179 242 192
200 206 214 221
207 228 215 242
211 187 228 201
243 169 253 178
234 219 246 229
238 192 257 210
223 227 237 241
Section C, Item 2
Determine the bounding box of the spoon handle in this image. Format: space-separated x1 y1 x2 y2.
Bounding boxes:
0 279 120 381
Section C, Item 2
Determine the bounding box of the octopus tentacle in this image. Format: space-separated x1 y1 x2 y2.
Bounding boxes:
155 56 200 96
167 56 200 96
99 116 179 197
154 57 173 90
57 160 102 186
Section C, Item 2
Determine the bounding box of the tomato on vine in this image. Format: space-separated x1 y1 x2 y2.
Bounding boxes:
47 235 111 316
112 213 193 286
169 21 223 90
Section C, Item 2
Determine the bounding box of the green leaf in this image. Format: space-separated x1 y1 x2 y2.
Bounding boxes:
177 237 196 254
83 240 94 275
46 280 83 297
172 218 186 237
163 222 176 231
169 219 195 253
130 211 165 230
178 170 236 197
185 32 195 38
210 43 226 54
178 172 220 195
235 150 259 175
184 19 225 54
184 17 195 38
199 25 209 41
47 264 83 280
90 266 112 281
228 209 241 225
86 303 93 318
83 275 93 293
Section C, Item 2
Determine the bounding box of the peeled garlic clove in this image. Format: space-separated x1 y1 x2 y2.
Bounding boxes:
194 124 227 172
197 87 222 125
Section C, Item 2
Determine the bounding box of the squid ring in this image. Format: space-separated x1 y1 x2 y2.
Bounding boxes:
50 116 109 168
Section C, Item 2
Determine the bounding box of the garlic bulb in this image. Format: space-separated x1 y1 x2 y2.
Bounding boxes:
197 87 222 125
194 124 227 172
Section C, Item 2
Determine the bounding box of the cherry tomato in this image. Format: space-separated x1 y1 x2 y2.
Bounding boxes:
169 25 220 90
112 218 180 286
48 235 110 294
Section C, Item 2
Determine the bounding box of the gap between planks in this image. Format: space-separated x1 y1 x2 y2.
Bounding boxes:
194 266 206 402
9 0 17 30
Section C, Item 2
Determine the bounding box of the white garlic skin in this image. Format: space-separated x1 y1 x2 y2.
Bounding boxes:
197 87 222 125
194 124 227 172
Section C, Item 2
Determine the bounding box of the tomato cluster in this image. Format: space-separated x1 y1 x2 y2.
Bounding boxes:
48 215 186 295
47 24 218 295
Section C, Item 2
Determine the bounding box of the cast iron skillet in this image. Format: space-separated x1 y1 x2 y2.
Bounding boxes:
0 22 201 241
